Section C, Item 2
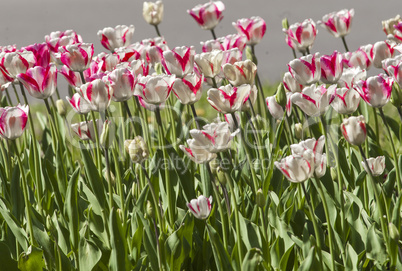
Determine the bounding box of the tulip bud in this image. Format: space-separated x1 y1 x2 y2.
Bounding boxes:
100 121 111 149
46 215 54 232
282 18 290 30
131 182 136 197
143 1 164 26
181 111 192 125
330 167 338 181
146 200 154 218
154 63 163 75
256 188 266 208
116 208 123 221
245 46 257 65
56 99 67 116
216 166 227 185
294 123 303 139
390 82 402 107
389 222 400 241
275 83 287 108
253 158 261 174
209 159 220 175
125 136 149 164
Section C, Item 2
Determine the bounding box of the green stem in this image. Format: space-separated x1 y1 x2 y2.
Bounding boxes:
373 108 380 147
90 110 103 176
12 140 36 246
378 108 401 192
190 104 200 129
4 88 13 105
0 139 9 180
104 148 114 211
341 36 349 52
12 84 21 104
154 25 161 37
210 28 217 40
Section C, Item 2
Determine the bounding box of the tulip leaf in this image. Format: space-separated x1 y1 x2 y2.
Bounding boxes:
17 246 45 271
0 198 28 251
109 207 131 271
0 242 19 271
241 248 266 271
238 213 262 250
65 167 80 250
366 224 387 265
206 224 232 271
79 239 102 271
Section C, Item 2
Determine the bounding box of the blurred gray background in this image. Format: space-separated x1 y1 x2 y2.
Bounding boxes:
1 0 401 87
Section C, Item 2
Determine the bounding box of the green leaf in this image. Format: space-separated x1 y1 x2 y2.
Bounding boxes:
238 213 262 250
366 224 387 265
0 242 19 270
65 167 80 250
109 207 131 271
79 239 102 271
345 243 358 271
206 224 232 271
18 246 45 271
241 248 265 271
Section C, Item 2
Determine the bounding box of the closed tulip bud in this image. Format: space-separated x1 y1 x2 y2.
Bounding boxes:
318 9 355 38
361 156 386 176
390 82 402 107
154 63 163 75
294 123 303 139
187 195 213 220
56 99 67 116
46 215 54 233
125 136 149 164
143 1 164 26
256 189 265 208
275 83 287 108
146 200 154 218
216 166 227 185
233 16 266 45
330 167 337 181
188 1 225 30
0 104 29 140
282 18 290 30
97 25 135 52
341 115 367 146
100 120 111 148
181 111 192 125
209 159 220 175
389 223 400 241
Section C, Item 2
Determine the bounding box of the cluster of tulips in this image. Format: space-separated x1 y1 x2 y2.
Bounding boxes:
1 0 402 270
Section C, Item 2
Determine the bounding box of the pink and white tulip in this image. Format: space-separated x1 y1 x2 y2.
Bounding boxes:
143 1 164 26
284 19 317 53
283 72 303 93
163 46 195 78
0 51 36 80
188 1 225 30
207 84 252 113
341 115 367 146
17 63 57 100
320 51 343 84
180 139 217 164
201 34 247 53
371 41 396 69
108 67 136 102
343 46 372 70
45 30 83 53
222 59 257 86
0 104 29 140
330 87 360 115
361 156 386 176
338 67 367 89
22 43 51 68
71 119 101 142
172 73 204 105
187 195 213 220
58 43 94 72
233 16 266 45
66 93 94 114
134 74 175 105
354 74 394 108
266 95 284 120
221 48 242 66
59 65 82 88
288 53 321 86
97 25 135 52
190 122 238 153
318 9 355 38
291 84 335 116
77 78 113 111
274 150 315 183
194 50 223 78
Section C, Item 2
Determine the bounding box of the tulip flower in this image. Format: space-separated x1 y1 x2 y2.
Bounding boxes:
71 119 101 141
22 43 51 68
354 74 394 108
172 73 204 105
284 19 317 53
291 84 335 116
66 93 94 114
0 51 36 80
274 150 315 183
143 1 164 26
288 53 321 86
341 115 367 146
187 1 225 30
283 72 303 93
96 52 120 73
97 25 135 52
207 84 252 113
129 59 149 77
17 63 57 100
222 59 257 86
59 65 82 88
187 195 213 220
338 67 367 89
320 51 343 84
57 43 94 72
371 41 396 69
343 46 372 70
163 46 195 78
194 50 223 78
221 48 242 66
107 66 136 102
77 78 113 111
266 95 284 120
240 85 258 112
0 104 29 140
137 97 166 111
382 15 402 42
223 112 240 132
134 74 175 105
318 9 355 38
124 136 149 164
0 45 17 53
180 139 217 164
233 16 266 45
361 156 386 176
201 34 247 53
190 122 239 153
45 30 83 53
330 87 360 114
383 56 402 86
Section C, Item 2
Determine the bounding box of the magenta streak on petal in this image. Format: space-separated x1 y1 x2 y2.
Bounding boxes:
189 9 204 25
121 29 129 44
86 83 93 102
341 16 351 30
196 202 200 212
379 76 392 98
386 42 395 55
301 56 316 77
207 198 211 210
235 65 247 78
357 81 370 104
306 160 311 173
301 93 317 106
101 34 111 51
208 97 222 112
78 47 89 66
280 166 291 179
220 87 237 107
18 54 30 70
185 147 194 157
295 25 303 44
60 53 72 69
202 131 216 144
173 48 191 72
341 124 348 142
238 24 251 40
18 73 40 93
359 121 366 136
324 17 337 33
213 3 222 19
41 66 51 91
336 91 348 107
18 108 28 130
182 78 200 95
187 203 197 215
